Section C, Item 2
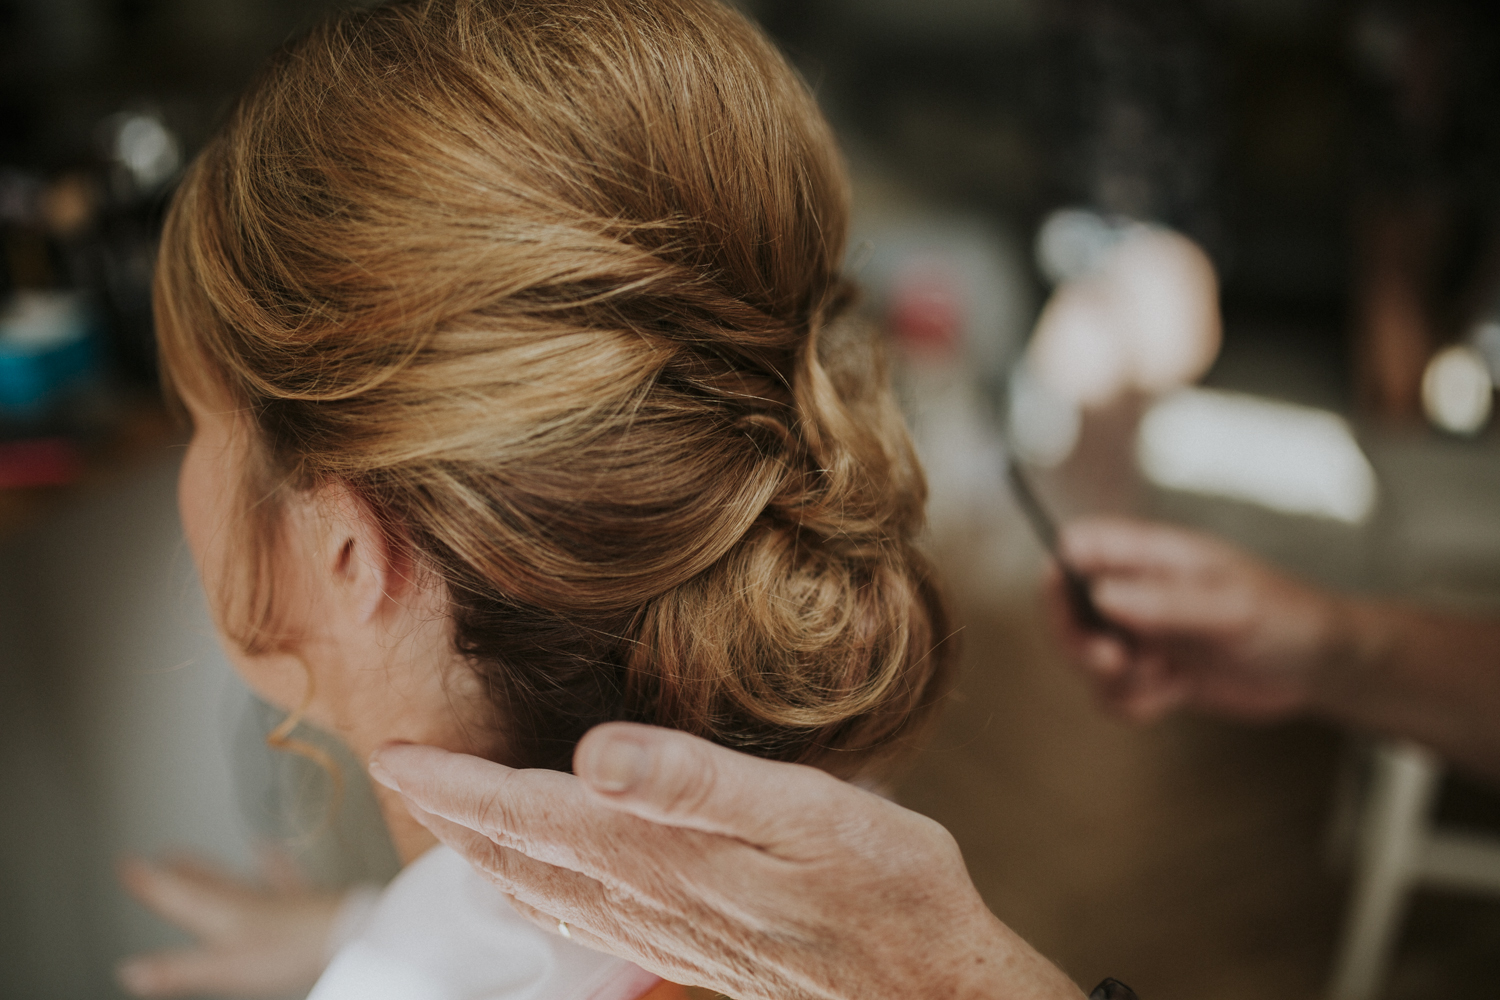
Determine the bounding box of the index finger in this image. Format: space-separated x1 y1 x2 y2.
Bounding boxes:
373 729 860 861
1060 516 1229 577
368 746 597 870
371 744 750 903
117 857 244 941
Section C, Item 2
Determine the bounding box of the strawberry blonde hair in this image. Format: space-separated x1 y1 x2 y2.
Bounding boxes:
154 0 953 775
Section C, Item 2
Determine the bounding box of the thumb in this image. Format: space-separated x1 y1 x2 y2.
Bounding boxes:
573 722 844 848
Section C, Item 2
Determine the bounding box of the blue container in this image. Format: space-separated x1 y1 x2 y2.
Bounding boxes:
0 292 100 418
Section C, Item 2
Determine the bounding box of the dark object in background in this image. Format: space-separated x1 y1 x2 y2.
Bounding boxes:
1033 0 1224 259
0 0 342 456
1090 979 1140 1000
0 107 184 388
0 437 82 489
0 148 165 442
1348 0 1500 421
1006 458 1126 637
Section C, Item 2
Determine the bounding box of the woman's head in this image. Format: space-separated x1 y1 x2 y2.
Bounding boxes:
162 0 952 779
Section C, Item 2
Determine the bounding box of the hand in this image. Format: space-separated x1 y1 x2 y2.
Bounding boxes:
369 725 1084 1000
1049 516 1346 723
117 851 349 997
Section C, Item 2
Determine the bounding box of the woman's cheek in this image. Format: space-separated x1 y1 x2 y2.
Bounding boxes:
177 416 305 713
225 648 311 714
177 429 236 606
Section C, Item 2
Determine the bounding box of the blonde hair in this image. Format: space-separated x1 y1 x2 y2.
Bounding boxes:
155 0 953 776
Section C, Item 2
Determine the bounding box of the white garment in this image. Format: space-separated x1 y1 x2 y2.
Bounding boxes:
308 846 660 1000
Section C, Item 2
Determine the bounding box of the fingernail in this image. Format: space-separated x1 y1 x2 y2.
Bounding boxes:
368 757 400 794
584 737 649 794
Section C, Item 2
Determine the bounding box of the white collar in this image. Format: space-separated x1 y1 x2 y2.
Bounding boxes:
309 845 659 1000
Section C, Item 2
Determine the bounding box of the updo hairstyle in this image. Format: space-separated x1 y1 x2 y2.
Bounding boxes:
155 0 953 776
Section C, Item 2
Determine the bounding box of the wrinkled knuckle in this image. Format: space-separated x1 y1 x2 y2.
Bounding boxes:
491 844 522 880
474 844 527 891
467 786 521 843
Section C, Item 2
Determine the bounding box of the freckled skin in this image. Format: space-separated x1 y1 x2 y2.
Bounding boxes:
373 727 1091 1000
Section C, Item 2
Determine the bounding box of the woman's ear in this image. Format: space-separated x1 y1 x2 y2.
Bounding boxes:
308 482 415 625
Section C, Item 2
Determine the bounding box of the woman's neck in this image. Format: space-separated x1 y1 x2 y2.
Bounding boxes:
373 782 441 864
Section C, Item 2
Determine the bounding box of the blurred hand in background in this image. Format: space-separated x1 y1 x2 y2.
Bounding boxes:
1049 516 1500 783
116 851 349 997
1047 516 1347 724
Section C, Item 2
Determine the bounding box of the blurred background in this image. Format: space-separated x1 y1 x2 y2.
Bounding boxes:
3 0 1500 997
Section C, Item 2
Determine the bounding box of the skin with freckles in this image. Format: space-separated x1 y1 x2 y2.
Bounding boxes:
370 725 1087 1000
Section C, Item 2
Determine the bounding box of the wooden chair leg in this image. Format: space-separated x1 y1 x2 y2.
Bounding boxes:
1326 741 1441 1000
